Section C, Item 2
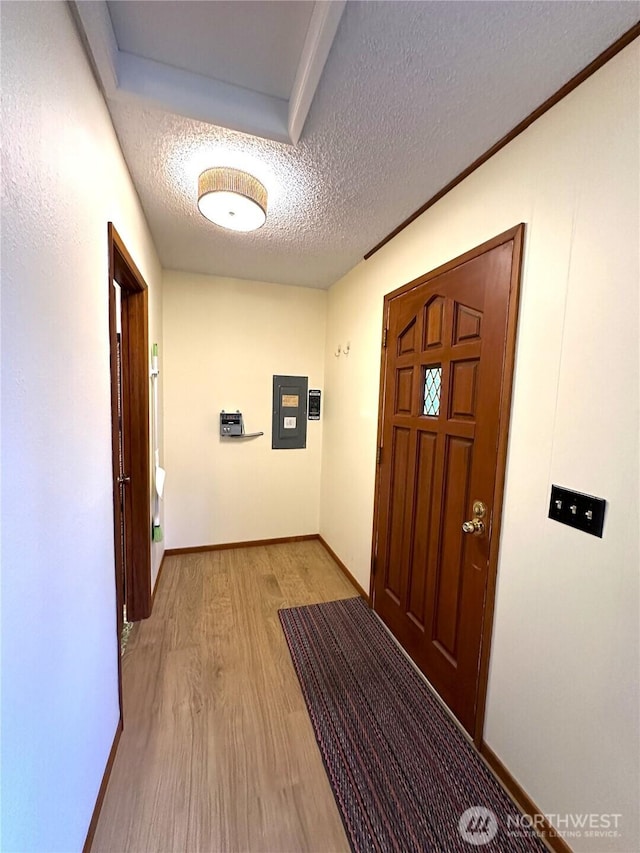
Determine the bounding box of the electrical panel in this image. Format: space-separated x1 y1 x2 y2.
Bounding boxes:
272 375 308 449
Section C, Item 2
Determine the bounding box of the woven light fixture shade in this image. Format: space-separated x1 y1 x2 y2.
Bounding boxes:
197 167 267 232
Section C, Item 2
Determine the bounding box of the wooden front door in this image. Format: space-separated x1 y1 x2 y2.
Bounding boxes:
371 226 524 739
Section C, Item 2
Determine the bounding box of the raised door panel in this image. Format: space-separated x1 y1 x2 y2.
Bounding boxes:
453 303 482 344
449 360 480 421
406 430 438 629
432 436 473 659
397 317 417 355
423 296 445 350
395 367 414 415
384 426 412 603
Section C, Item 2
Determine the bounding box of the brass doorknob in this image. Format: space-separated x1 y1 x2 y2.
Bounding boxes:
462 500 487 535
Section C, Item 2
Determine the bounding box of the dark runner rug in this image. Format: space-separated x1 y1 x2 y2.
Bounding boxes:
279 596 546 853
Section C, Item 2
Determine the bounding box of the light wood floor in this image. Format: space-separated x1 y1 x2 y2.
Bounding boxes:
92 540 358 853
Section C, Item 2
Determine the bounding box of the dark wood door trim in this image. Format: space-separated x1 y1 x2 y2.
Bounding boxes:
370 224 525 746
107 226 125 723
473 226 524 745
121 284 151 622
108 223 152 646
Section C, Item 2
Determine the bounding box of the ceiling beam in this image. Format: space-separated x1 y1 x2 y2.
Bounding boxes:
116 51 290 143
288 0 347 144
71 0 345 146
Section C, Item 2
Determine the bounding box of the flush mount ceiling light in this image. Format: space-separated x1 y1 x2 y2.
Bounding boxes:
197 167 267 232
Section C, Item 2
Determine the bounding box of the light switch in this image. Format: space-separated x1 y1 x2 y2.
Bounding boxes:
548 485 605 538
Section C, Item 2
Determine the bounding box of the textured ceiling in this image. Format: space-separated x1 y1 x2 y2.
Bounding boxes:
102 1 639 289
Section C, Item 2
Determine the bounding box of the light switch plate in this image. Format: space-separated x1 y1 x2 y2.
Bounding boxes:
548 485 606 538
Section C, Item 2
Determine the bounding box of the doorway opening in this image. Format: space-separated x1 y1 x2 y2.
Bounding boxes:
108 224 152 698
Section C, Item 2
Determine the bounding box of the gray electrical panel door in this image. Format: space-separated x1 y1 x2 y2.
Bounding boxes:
272 375 308 449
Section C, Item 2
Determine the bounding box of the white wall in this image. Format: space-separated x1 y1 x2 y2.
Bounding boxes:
320 43 639 852
163 271 326 548
0 3 162 851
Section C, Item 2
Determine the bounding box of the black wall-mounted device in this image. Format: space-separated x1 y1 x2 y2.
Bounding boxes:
548 485 606 538
308 389 321 420
220 410 243 436
220 410 264 439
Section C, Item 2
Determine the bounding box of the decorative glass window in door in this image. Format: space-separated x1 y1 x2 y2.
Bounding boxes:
423 366 442 416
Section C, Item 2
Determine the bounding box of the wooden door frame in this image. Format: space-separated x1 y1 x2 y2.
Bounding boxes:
108 223 152 656
370 224 525 747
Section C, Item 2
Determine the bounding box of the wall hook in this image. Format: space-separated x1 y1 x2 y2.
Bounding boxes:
334 344 342 357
